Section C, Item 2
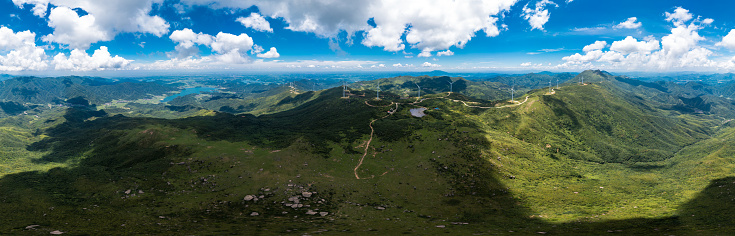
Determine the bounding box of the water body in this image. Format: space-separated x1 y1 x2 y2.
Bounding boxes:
410 108 427 117
161 87 218 103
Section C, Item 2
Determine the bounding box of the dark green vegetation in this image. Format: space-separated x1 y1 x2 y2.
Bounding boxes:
1 71 735 235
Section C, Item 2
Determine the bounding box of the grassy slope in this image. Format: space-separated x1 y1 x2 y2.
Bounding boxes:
0 75 734 234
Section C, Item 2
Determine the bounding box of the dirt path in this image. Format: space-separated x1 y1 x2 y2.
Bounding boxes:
354 110 394 180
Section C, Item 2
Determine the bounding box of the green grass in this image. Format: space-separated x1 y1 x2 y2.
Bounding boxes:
0 76 734 235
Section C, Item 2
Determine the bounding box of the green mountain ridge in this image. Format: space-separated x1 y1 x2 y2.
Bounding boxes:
0 70 734 234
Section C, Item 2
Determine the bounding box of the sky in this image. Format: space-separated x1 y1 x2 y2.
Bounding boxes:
2 0 735 75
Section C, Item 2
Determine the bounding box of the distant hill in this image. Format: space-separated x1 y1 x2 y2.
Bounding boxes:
0 76 174 105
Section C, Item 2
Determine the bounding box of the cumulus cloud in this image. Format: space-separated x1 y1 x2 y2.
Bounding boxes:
11 0 48 17
520 62 532 67
166 28 275 66
609 36 659 54
0 26 48 71
716 29 735 50
169 28 214 57
665 7 693 26
417 51 432 58
211 32 254 55
437 50 454 56
560 7 719 71
237 13 273 32
52 46 131 71
421 62 440 68
257 47 280 58
614 17 642 29
42 6 110 50
13 0 169 49
522 0 558 31
182 0 518 55
583 41 607 52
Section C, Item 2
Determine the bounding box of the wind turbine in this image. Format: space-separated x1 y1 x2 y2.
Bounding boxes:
581 76 584 84
376 85 381 99
549 80 552 93
511 85 515 102
415 82 421 98
448 80 456 93
342 80 347 98
556 78 559 89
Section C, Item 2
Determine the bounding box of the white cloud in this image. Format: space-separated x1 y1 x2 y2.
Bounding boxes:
169 28 214 58
0 26 48 71
583 41 607 52
11 0 48 17
437 50 454 56
417 50 432 58
257 47 280 58
716 29 735 50
165 29 278 66
559 7 723 71
665 7 692 26
522 0 558 31
393 63 404 67
52 46 131 71
614 17 642 29
610 36 659 54
422 62 440 68
237 13 273 32
211 32 254 55
520 62 532 66
182 0 518 55
42 6 110 50
13 0 169 49
252 44 264 54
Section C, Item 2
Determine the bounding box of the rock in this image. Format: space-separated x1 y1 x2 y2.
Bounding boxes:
244 195 254 201
25 225 39 230
376 206 385 210
138 190 144 194
50 230 64 235
319 212 329 216
302 192 313 198
124 189 131 194
250 212 259 216
436 225 445 228
306 209 317 215
291 204 299 209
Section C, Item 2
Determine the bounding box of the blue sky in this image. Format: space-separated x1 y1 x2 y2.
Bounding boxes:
2 0 735 75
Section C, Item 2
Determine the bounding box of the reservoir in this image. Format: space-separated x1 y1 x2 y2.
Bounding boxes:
410 108 427 117
161 87 218 103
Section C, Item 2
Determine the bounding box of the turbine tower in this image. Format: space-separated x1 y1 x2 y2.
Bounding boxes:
556 78 559 89
342 80 347 98
376 85 381 99
511 85 515 102
415 82 421 98
549 80 552 93
448 80 456 93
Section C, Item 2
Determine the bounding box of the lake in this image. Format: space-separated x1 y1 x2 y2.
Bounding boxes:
161 87 218 103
